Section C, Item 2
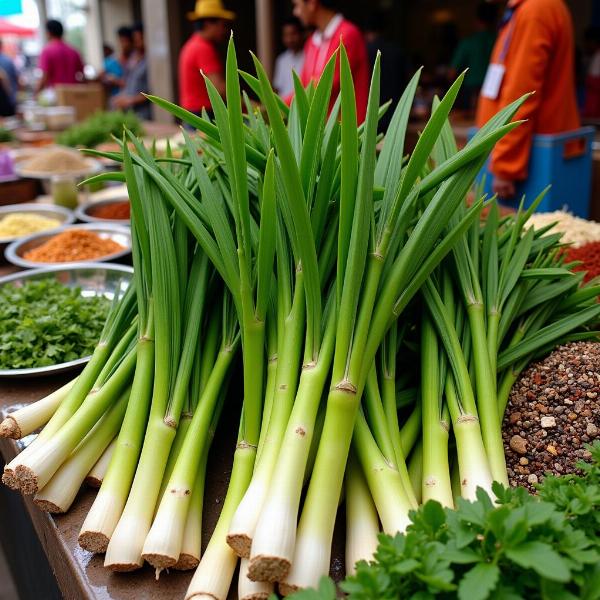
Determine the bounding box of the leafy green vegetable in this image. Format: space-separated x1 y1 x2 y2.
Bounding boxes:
0 127 14 143
0 278 110 368
56 111 143 148
287 443 600 600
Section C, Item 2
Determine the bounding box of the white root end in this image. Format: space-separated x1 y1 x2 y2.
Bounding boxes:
247 555 291 583
239 558 273 600
225 533 252 559
173 553 199 571
0 417 21 439
78 531 110 554
14 465 39 495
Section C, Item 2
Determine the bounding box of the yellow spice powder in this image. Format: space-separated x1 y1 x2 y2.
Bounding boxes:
0 213 62 239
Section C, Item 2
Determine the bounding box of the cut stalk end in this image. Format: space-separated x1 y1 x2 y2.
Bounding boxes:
2 468 18 490
33 498 64 513
143 553 177 570
247 555 290 583
78 530 110 554
278 582 301 597
14 464 39 495
0 417 21 439
173 553 200 571
225 533 252 558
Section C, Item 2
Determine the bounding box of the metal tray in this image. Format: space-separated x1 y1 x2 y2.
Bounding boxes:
0 203 75 251
4 222 131 269
0 263 134 378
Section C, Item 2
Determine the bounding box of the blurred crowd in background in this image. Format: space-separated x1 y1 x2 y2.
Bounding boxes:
0 0 598 199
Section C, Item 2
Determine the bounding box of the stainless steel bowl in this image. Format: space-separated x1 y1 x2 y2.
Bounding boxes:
75 197 130 225
0 263 134 378
0 203 75 251
13 153 103 180
4 222 131 269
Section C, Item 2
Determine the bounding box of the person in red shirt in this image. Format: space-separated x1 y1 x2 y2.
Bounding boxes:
292 0 369 122
179 0 235 116
37 19 84 91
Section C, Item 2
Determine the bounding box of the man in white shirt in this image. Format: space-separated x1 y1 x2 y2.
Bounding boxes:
273 17 305 97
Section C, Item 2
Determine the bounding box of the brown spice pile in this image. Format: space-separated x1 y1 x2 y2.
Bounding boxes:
21 148 90 174
89 201 130 221
503 341 600 492
24 229 124 262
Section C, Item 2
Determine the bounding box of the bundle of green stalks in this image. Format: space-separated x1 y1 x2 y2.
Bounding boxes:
3 38 600 600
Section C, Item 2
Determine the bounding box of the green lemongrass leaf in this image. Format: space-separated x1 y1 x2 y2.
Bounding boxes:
334 50 380 376
299 52 336 202
291 70 310 133
322 93 341 159
419 121 523 198
393 202 485 318
497 304 600 370
337 43 359 308
519 268 575 279
287 96 303 163
519 185 551 226
181 130 240 295
311 120 340 244
430 95 458 166
499 227 534 307
556 284 600 312
238 69 290 117
375 68 421 232
482 200 499 311
516 273 582 317
80 171 126 186
252 52 321 357
81 148 122 162
255 150 277 321
225 37 252 264
172 211 189 301
382 71 466 242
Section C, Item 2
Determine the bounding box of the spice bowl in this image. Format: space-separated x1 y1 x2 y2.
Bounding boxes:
0 203 75 254
76 197 130 225
4 222 131 269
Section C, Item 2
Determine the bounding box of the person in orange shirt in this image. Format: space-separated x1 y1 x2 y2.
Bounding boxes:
475 0 580 199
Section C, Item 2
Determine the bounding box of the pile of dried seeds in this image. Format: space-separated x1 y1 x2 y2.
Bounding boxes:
503 341 600 492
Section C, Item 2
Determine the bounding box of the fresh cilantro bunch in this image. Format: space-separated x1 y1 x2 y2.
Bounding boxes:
288 443 600 600
0 278 110 369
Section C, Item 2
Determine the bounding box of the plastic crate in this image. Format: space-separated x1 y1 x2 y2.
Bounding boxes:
469 126 595 218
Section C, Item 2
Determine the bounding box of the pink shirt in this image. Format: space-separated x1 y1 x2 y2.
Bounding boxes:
39 40 84 87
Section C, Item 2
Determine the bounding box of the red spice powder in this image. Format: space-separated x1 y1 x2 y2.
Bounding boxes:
89 201 130 221
565 241 600 282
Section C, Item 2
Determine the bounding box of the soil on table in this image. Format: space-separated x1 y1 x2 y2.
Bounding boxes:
503 341 600 492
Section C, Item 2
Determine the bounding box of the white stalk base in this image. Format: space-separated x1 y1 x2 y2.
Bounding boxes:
79 489 125 553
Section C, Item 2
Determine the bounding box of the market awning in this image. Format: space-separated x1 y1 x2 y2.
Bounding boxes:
0 18 35 37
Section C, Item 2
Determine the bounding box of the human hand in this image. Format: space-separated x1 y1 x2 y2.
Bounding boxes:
112 95 131 109
492 176 516 199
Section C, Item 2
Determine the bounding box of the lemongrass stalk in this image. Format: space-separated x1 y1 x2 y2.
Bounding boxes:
450 458 461 504
0 379 75 440
256 315 278 462
227 279 305 558
407 440 423 504
78 325 154 554
445 378 494 500
85 438 117 488
185 441 255 600
173 449 208 571
353 410 414 533
34 388 130 513
142 342 236 569
247 309 335 584
467 303 508 485
399 401 422 457
421 315 453 507
345 453 379 575
238 559 273 600
14 347 136 495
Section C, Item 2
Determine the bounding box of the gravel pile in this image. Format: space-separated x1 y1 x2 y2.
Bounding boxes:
503 341 600 492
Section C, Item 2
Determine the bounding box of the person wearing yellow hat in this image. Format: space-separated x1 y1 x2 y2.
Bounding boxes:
179 0 235 117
